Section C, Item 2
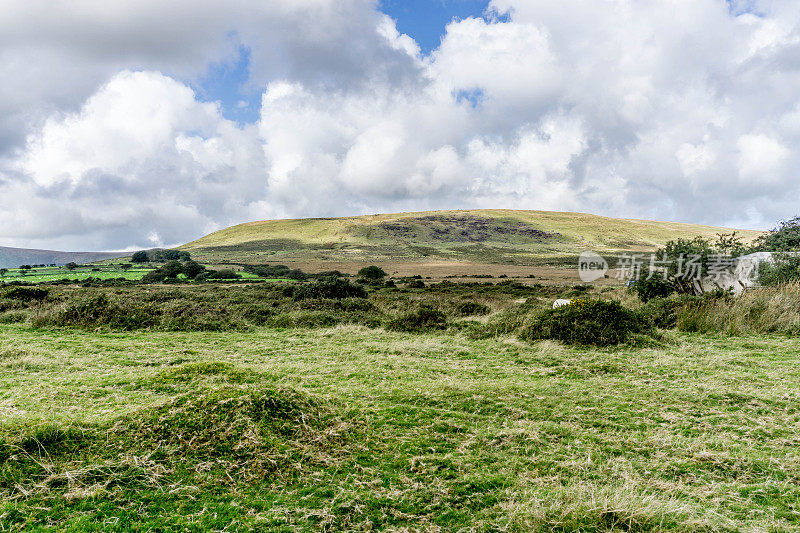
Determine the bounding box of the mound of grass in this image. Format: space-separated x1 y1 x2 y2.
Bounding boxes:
1 381 335 505
108 385 326 483
520 298 652 346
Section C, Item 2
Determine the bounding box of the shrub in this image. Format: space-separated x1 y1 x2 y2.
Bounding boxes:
407 280 425 289
357 266 387 280
629 277 675 302
2 286 49 302
758 254 800 286
206 269 241 280
142 270 167 283
639 296 694 329
387 306 447 333
65 262 79 270
753 216 800 252
292 278 366 300
456 301 491 316
181 260 205 279
520 298 651 346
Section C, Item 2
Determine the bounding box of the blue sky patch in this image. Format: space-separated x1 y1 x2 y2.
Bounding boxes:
192 45 261 125
380 0 491 55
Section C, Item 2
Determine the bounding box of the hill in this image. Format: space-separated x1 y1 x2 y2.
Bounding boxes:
0 246 123 269
180 209 763 267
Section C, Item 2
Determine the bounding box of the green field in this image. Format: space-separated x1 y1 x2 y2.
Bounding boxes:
3 324 800 530
180 209 764 265
2 281 800 530
0 264 153 283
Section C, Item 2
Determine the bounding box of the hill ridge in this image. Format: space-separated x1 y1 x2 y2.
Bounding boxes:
180 209 763 266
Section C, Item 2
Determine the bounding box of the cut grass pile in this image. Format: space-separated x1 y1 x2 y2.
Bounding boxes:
1 323 800 530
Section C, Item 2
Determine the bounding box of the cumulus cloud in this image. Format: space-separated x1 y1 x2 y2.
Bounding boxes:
2 0 800 249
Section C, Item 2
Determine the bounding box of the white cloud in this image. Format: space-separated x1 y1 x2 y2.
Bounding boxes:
2 0 800 250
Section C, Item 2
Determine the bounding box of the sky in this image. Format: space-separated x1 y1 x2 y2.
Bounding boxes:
1 0 799 251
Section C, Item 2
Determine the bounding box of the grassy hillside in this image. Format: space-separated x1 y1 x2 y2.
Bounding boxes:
181 209 763 266
0 246 122 269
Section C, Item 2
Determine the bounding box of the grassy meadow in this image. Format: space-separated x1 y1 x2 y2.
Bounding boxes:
0 264 153 284
1 280 800 531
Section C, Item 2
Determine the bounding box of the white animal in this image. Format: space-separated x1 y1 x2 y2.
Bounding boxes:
553 299 572 309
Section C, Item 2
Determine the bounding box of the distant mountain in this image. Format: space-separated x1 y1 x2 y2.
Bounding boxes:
0 246 124 268
180 209 764 266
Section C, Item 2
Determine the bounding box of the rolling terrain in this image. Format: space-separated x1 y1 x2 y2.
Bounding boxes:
0 246 123 269
181 209 763 268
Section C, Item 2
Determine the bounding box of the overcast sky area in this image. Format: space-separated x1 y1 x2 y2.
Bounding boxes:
1 0 799 251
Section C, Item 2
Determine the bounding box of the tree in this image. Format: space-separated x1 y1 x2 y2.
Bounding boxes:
65 262 79 270
120 263 132 271
357 265 387 280
19 265 31 270
161 260 184 279
0 268 7 277
181 260 205 279
654 237 714 295
753 216 800 252
131 251 149 263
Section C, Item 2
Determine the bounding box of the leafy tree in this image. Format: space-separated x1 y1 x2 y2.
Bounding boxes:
65 262 79 270
120 264 132 271
357 265 387 280
753 216 800 252
655 237 715 295
714 232 747 256
0 268 7 277
178 251 191 261
181 260 205 279
19 265 31 270
161 261 184 279
131 251 149 263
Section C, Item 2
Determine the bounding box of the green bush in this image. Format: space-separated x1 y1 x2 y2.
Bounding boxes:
292 278 366 300
639 296 693 329
387 306 447 333
629 277 674 302
206 269 241 280
357 266 387 280
520 298 651 346
758 254 800 286
456 301 491 316
2 286 49 302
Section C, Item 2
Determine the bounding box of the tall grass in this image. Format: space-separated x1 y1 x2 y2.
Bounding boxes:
676 284 800 335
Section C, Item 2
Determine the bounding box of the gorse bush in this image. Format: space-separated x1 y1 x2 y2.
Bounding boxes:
520 298 651 346
292 278 367 300
456 301 491 316
629 277 674 302
387 306 447 333
2 286 49 302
